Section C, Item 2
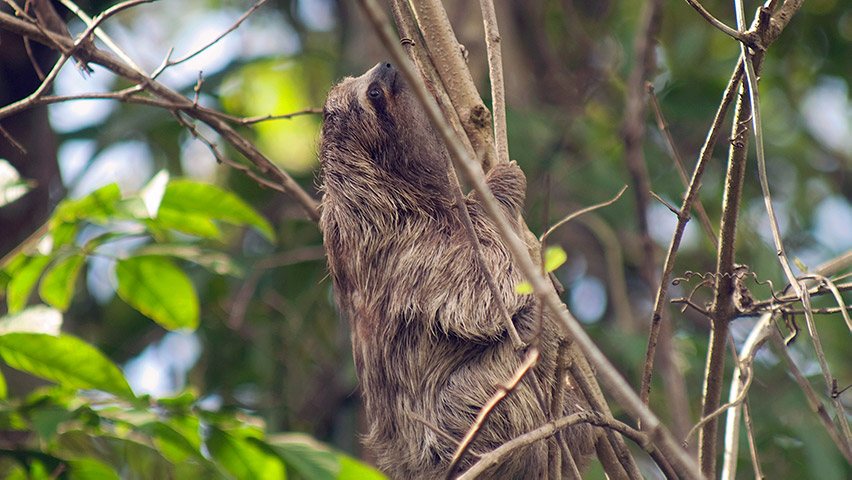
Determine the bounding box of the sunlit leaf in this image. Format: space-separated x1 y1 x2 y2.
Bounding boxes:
544 246 567 273
141 170 170 218
0 159 35 207
6 255 51 313
52 184 122 225
338 453 387 480
515 281 534 294
151 209 222 239
0 369 6 399
0 333 134 398
208 428 286 480
39 255 85 311
115 256 199 331
160 180 275 241
0 305 62 335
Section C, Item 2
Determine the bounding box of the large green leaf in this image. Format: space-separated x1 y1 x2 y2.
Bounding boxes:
6 255 51 313
51 184 122 225
67 458 121 480
208 428 286 480
268 433 340 480
159 180 275 241
0 333 134 398
133 244 243 277
39 255 85 311
115 256 200 331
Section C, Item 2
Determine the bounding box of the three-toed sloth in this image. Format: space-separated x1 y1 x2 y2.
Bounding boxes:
319 62 595 479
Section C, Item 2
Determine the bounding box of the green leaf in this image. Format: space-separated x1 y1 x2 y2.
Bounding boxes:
6 255 51 313
67 458 121 480
160 180 275 241
151 209 222 239
268 434 340 480
115 256 200 331
0 368 6 399
543 246 567 273
0 159 35 207
0 333 134 398
133 244 244 277
0 305 63 335
208 428 286 480
52 184 122 225
39 255 85 311
139 419 203 464
337 453 387 480
515 281 534 295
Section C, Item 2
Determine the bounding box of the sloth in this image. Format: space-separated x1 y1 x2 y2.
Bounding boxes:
319 62 594 479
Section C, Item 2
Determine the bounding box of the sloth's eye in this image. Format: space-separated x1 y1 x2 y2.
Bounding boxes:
368 87 382 99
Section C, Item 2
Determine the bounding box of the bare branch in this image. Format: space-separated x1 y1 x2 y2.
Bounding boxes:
718 312 774 480
799 284 852 447
681 0 752 44
152 0 269 78
539 185 627 244
769 327 852 464
646 82 717 245
0 9 320 221
58 0 153 75
735 2 802 300
477 0 509 165
445 349 539 479
458 411 668 480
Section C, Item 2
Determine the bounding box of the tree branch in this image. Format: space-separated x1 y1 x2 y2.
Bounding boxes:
0 9 320 221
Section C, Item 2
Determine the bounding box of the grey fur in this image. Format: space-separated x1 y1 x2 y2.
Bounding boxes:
319 62 595 479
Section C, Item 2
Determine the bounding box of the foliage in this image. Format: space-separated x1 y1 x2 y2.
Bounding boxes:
0 165 380 478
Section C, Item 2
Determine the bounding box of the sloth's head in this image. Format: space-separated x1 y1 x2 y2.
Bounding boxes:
320 62 450 195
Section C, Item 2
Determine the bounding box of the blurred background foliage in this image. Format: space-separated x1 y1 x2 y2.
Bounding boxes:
0 0 850 478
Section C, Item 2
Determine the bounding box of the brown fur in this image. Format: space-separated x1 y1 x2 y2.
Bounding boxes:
319 62 594 479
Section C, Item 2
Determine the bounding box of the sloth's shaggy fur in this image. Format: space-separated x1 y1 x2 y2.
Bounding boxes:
319 62 595 479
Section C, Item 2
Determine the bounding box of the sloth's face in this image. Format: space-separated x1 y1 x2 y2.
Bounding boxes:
321 62 447 181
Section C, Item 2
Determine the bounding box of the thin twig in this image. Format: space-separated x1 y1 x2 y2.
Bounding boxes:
717 312 774 480
152 0 269 78
355 1 699 478
797 274 852 335
799 283 852 447
238 108 322 125
445 349 539 479
0 10 320 221
742 400 764 479
58 0 152 75
539 185 627 244
0 124 27 154
681 0 753 44
769 327 852 464
646 82 717 246
458 411 666 480
477 0 509 165
621 0 681 416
